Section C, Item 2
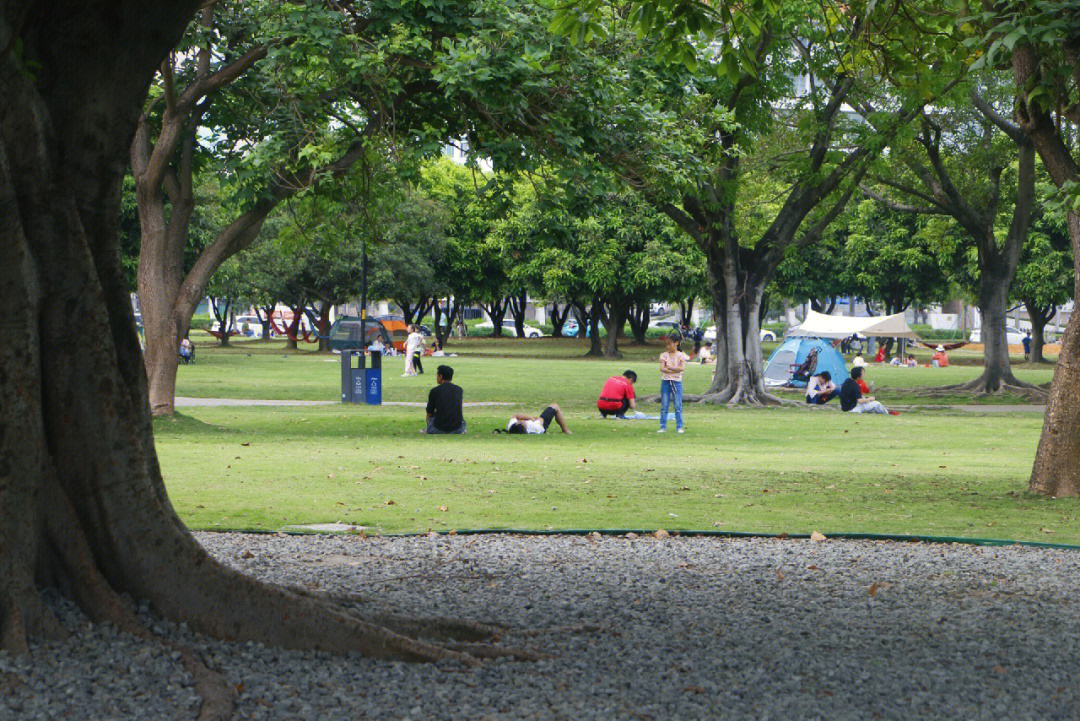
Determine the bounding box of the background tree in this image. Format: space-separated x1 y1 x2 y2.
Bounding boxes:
442 0 962 404
134 0 484 415
967 0 1080 495
861 82 1039 395
1011 184 1075 363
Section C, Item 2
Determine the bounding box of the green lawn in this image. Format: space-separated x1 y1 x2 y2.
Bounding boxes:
156 340 1078 544
177 336 1055 406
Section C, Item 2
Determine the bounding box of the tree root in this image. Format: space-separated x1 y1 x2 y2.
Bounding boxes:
445 642 547 661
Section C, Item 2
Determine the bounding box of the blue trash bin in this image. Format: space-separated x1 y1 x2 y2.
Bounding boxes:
365 351 382 405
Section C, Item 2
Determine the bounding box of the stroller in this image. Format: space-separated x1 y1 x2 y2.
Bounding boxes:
179 340 195 365
789 347 818 384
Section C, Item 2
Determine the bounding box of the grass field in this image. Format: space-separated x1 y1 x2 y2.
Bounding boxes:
177 335 1055 406
156 338 1079 544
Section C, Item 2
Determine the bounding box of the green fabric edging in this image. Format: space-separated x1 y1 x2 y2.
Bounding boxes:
209 526 1080 551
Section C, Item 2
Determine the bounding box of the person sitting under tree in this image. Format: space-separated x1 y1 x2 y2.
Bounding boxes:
597 370 638 418
422 365 466 434
839 366 899 415
805 371 838 405
504 403 572 434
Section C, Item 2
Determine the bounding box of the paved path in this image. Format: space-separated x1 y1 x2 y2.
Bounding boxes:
175 397 512 408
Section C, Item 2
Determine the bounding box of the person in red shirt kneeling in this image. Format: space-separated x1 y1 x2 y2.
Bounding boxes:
597 370 638 418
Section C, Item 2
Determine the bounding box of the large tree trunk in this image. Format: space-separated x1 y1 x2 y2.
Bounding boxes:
627 303 650 343
0 0 510 680
481 299 507 337
1029 213 1080 496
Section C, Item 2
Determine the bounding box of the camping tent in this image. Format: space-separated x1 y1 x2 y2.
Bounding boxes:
788 310 918 339
327 317 392 352
763 337 849 388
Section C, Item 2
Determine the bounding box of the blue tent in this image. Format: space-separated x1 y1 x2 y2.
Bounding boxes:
763 337 849 388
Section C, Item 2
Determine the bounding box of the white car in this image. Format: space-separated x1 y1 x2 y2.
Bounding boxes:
968 327 1025 345
474 320 545 338
704 326 776 342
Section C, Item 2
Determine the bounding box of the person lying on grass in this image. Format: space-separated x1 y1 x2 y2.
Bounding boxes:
505 403 571 434
839 366 899 415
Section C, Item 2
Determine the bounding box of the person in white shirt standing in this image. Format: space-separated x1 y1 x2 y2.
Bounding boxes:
658 335 689 433
403 325 421 376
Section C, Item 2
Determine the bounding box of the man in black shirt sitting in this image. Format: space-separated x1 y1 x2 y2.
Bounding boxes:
423 365 466 434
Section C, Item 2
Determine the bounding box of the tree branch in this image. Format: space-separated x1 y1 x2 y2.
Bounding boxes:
971 90 1026 145
859 184 946 214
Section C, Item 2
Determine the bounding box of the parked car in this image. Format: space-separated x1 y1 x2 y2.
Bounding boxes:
704 325 776 342
968 326 1025 345
235 314 263 338
474 320 545 338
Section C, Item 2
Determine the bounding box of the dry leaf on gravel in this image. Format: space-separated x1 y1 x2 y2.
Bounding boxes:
654 529 669 539
810 531 827 542
868 582 879 597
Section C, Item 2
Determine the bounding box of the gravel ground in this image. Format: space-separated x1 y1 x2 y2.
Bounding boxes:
3 532 1080 720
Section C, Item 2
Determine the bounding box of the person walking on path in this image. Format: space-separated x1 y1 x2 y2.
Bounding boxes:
422 365 466 434
658 335 688 433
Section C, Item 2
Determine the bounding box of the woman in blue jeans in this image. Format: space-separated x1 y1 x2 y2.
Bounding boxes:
658 335 689 433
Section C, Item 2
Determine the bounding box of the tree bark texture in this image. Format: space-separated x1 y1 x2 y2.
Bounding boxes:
600 299 627 359
1 0 510 674
1013 44 1080 495
507 292 528 339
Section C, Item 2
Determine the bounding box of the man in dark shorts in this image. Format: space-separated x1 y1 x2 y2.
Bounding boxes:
506 403 571 434
597 370 637 418
423 365 466 434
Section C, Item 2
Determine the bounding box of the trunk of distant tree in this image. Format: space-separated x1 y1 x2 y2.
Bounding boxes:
580 298 603 357
397 298 433 327
549 303 571 338
284 302 305 351
600 299 628 359
432 297 459 347
255 304 275 341
210 297 234 347
1023 300 1053 364
809 296 836 315
627 303 651 343
678 297 695 326
507 292 528 338
1014 44 1080 496
307 301 332 353
481 298 508 337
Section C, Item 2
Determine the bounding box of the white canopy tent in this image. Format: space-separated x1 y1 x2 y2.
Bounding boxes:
789 310 919 339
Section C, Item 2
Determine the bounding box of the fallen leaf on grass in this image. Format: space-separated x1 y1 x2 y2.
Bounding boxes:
327 473 335 479
681 486 691 491
241 442 250 447
385 499 396 506
438 505 448 512
1042 528 1054 534
712 521 724 527
810 531 827 542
